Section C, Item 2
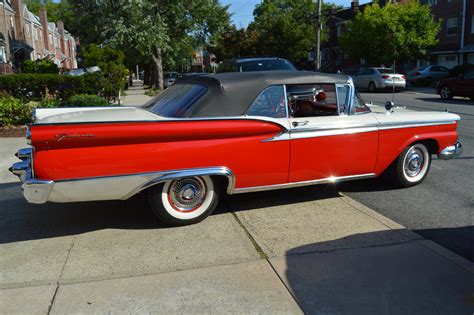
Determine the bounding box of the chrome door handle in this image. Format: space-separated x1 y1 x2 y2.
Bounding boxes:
292 121 309 127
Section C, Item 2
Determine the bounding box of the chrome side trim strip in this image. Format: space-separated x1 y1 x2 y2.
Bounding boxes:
232 173 376 194
263 119 458 142
378 120 457 130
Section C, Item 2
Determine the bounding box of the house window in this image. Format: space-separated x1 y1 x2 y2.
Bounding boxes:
34 27 38 39
24 25 30 37
445 55 456 62
0 46 6 63
447 18 458 35
426 0 437 5
337 25 342 37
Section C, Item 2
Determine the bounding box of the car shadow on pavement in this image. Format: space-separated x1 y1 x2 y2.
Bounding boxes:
0 182 342 244
282 229 474 315
335 176 402 193
0 182 163 244
220 185 341 213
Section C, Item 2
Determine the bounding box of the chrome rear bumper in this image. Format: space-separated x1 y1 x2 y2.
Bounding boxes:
438 141 463 160
9 148 54 204
10 150 234 204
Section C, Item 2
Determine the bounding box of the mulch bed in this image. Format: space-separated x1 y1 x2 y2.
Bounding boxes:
0 126 26 138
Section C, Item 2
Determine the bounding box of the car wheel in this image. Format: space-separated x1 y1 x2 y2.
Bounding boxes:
395 143 431 187
440 86 453 100
368 81 376 93
148 175 219 226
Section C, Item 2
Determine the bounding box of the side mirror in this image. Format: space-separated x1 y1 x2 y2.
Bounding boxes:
385 101 394 111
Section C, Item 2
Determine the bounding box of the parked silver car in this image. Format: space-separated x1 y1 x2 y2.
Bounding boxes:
406 65 450 85
164 72 179 88
352 67 406 92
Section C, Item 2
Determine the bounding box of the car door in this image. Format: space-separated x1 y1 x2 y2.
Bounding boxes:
353 68 366 88
287 83 379 183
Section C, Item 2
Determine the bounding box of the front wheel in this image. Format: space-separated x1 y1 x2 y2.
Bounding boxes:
148 176 219 226
395 143 431 187
440 86 453 100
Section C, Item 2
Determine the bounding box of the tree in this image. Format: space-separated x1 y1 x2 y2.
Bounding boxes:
63 0 231 90
81 44 128 100
23 0 74 23
248 0 335 63
212 25 259 61
340 1 440 66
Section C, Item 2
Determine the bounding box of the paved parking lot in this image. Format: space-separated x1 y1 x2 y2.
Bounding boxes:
1 137 473 314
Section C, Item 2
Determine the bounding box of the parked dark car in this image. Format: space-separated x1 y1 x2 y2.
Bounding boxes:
217 57 297 73
436 70 474 100
406 65 450 86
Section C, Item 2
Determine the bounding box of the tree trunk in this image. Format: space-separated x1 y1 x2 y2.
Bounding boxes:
151 46 164 91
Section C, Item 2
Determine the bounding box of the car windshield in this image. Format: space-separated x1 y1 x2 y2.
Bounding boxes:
143 83 207 118
413 66 429 71
239 59 296 71
377 68 396 74
165 73 178 79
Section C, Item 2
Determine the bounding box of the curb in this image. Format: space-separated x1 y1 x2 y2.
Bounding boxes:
0 126 26 138
340 193 474 274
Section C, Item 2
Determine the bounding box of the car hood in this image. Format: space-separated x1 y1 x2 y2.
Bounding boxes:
34 107 160 124
368 104 460 124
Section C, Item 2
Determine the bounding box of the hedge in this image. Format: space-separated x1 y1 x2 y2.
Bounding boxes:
65 94 109 107
0 73 110 102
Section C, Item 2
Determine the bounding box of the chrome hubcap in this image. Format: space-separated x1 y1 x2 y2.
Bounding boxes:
441 87 450 98
169 177 206 211
404 148 424 177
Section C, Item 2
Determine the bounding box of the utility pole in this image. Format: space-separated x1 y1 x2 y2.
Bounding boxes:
314 0 322 71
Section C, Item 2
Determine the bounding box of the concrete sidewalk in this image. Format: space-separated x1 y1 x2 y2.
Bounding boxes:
121 80 152 107
1 142 473 314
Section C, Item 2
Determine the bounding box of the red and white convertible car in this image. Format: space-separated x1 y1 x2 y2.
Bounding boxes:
10 71 462 226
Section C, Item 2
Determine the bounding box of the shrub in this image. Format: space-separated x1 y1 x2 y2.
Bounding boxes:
0 96 31 126
22 60 39 74
0 73 109 102
65 94 109 107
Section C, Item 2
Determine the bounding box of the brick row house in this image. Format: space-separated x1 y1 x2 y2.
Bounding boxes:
422 0 474 68
322 0 474 72
0 0 77 74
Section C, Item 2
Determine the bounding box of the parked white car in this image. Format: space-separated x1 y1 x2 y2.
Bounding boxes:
352 67 406 92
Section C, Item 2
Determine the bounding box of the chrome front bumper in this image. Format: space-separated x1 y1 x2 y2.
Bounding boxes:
438 141 463 160
9 148 54 204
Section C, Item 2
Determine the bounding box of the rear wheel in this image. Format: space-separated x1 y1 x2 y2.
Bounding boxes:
148 176 219 226
440 86 453 100
368 81 376 93
395 143 431 187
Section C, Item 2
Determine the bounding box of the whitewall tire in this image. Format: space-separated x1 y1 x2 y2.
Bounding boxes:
396 143 431 187
148 176 219 226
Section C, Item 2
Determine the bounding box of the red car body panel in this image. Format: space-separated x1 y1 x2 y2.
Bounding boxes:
31 119 459 190
375 123 458 175
31 120 291 189
289 131 379 182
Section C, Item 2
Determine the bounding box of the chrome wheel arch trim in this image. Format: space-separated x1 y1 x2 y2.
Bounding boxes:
122 166 235 199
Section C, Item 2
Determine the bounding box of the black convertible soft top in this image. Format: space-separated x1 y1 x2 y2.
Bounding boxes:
160 70 350 117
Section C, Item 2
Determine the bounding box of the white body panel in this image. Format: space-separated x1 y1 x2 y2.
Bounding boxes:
34 107 160 124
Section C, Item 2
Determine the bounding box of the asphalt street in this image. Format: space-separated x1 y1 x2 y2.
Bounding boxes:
338 89 474 261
